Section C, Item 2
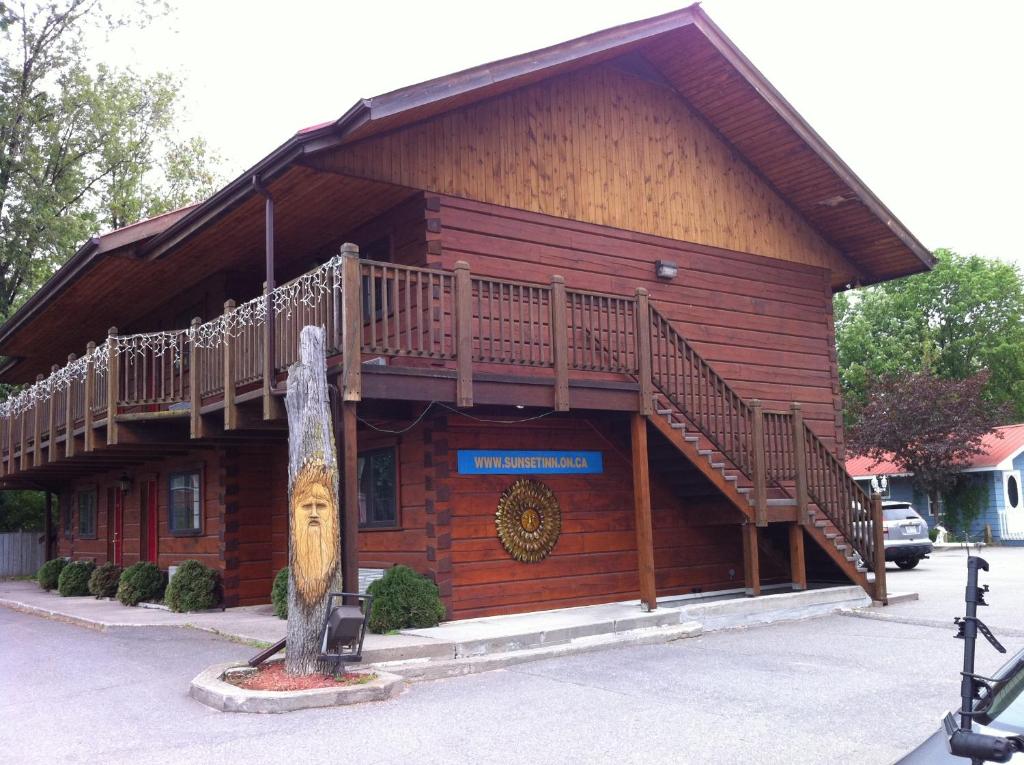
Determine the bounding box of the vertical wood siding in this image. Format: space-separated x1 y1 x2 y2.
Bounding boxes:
325 63 854 281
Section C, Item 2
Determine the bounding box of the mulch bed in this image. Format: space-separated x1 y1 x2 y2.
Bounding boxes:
230 663 375 692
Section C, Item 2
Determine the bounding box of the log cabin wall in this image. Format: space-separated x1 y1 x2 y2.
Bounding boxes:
323 62 858 283
441 414 786 620
56 448 223 572
432 195 844 449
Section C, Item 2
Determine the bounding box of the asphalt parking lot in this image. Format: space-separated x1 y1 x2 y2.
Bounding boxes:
2 546 1020 765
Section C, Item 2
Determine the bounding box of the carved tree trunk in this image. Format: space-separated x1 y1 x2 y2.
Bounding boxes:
284 325 344 675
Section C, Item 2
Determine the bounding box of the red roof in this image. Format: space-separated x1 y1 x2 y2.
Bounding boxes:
846 424 1024 476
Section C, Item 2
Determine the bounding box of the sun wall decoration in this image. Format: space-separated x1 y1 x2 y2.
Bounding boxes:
495 478 561 562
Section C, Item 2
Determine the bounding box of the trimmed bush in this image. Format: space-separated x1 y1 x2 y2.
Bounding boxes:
88 562 122 599
36 558 68 591
271 567 289 619
164 559 220 613
116 562 165 607
366 565 446 633
57 560 95 597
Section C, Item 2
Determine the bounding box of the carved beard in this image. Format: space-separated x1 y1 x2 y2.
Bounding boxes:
290 462 340 606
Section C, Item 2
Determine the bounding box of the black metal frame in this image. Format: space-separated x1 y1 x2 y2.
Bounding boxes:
319 591 373 674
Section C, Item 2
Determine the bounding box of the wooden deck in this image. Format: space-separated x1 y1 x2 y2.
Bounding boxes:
0 253 886 600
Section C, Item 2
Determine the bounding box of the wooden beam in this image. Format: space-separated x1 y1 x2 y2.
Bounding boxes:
750 399 767 527
742 522 761 596
106 328 119 446
189 317 204 439
83 343 95 453
47 364 58 463
453 260 473 408
788 523 806 591
340 244 362 402
871 491 888 604
791 402 808 526
634 288 653 415
65 353 76 459
550 275 569 412
343 400 359 603
630 412 656 611
223 300 238 430
32 374 43 466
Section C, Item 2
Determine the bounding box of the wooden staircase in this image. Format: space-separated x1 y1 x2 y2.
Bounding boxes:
639 304 886 602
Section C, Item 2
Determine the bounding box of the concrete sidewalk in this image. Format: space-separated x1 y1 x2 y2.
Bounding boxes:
1 578 884 679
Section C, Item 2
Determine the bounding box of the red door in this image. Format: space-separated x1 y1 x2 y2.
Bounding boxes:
113 489 124 566
141 479 158 563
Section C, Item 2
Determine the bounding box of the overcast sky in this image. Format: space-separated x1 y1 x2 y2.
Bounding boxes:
105 0 1024 267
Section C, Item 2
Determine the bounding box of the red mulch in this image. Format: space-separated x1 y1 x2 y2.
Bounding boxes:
232 663 374 692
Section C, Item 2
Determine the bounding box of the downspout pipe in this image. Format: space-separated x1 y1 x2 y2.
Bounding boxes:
252 176 276 391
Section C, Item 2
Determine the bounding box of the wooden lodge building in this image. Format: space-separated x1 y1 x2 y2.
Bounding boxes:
0 6 933 618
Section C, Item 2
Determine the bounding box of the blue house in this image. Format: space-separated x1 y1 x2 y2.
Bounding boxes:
846 424 1024 546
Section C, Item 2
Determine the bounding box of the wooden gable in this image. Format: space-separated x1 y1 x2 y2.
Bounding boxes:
319 61 858 281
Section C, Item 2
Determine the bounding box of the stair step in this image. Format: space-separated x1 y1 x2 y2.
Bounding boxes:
710 462 725 470
737 487 751 494
698 449 713 456
684 436 699 443
814 521 828 529
671 423 686 430
724 475 737 482
751 498 797 508
656 409 673 416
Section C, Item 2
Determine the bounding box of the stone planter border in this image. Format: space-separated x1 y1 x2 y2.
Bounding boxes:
189 661 404 713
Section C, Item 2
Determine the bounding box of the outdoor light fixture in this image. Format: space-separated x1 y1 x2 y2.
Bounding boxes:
118 472 132 494
655 260 678 280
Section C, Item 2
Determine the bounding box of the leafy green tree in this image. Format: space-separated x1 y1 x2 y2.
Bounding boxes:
0 489 44 531
0 0 221 320
836 249 1024 424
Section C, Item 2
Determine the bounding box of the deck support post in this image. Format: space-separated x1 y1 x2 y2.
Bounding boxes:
105 328 119 446
791 402 808 526
630 413 657 611
870 491 888 604
65 353 76 458
750 399 767 527
256 179 284 422
742 522 761 596
47 365 58 463
789 523 807 591
550 275 569 412
340 244 362 402
83 344 95 453
32 373 43 466
223 300 238 430
343 400 359 604
453 260 474 408
189 317 204 439
634 288 653 415
19 409 28 471
44 491 53 560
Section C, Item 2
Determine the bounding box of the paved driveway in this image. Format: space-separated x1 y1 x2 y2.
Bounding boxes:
2 547 1021 765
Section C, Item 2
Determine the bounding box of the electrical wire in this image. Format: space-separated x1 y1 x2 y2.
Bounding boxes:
357 401 558 434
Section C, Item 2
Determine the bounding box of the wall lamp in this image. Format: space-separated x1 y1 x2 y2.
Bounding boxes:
118 472 132 494
655 260 678 280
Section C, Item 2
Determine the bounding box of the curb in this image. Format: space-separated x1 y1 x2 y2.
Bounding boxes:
189 662 404 713
373 621 704 682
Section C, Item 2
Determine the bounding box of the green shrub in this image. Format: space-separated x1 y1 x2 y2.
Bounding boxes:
928 527 940 543
366 565 446 633
36 558 67 591
88 562 122 598
271 567 289 619
116 562 165 606
164 559 220 613
57 560 95 597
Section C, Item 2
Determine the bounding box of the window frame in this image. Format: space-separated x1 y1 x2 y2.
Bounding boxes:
358 446 400 531
167 468 203 537
77 488 97 539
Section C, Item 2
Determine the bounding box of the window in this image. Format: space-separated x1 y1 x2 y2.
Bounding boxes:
358 448 398 529
168 471 202 535
1005 471 1021 510
77 490 97 539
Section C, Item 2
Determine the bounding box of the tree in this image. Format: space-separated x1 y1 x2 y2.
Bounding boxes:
0 0 222 320
284 326 344 675
848 369 1010 512
835 249 1024 425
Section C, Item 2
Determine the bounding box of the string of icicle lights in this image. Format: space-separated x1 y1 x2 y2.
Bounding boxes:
0 255 343 419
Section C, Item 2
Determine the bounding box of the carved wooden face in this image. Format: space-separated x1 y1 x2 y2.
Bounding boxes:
290 462 339 605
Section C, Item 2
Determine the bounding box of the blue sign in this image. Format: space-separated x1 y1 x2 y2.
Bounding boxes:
457 450 603 475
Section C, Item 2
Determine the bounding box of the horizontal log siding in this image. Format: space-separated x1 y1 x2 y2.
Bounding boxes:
57 448 223 572
444 416 762 619
435 196 843 449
